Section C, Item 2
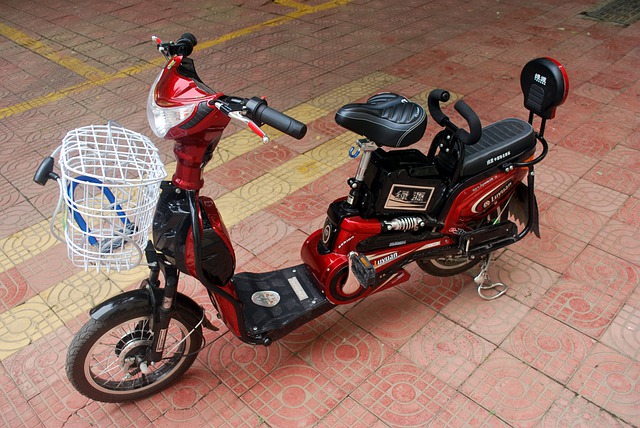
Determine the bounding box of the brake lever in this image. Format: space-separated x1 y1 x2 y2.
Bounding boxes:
213 102 269 143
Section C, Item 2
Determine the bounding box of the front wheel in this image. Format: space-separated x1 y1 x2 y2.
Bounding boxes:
416 256 481 277
66 306 202 402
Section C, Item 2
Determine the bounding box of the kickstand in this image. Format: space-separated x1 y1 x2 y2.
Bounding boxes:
474 254 507 300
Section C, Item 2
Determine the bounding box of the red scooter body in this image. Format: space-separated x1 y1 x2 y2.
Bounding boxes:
147 37 568 342
54 34 568 403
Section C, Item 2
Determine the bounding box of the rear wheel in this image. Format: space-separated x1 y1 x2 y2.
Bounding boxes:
66 306 202 402
416 256 481 277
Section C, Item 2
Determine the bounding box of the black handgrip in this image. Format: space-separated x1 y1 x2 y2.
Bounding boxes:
175 33 197 57
453 99 482 145
245 97 307 140
33 156 59 186
427 89 450 126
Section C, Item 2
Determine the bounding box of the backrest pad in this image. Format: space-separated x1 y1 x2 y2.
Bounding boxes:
520 57 569 120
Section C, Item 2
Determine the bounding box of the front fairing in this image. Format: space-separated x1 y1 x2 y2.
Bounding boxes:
149 56 229 139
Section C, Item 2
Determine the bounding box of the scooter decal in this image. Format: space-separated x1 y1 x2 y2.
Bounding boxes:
384 184 434 211
251 291 281 308
471 180 514 214
287 276 309 301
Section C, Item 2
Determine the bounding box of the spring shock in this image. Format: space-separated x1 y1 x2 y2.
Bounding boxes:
382 216 425 232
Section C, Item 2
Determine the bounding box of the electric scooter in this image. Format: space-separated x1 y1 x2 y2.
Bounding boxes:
34 33 568 402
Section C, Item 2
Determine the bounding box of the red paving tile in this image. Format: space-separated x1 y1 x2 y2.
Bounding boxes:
568 343 640 426
502 309 595 384
350 353 456 427
1 0 639 426
461 349 564 427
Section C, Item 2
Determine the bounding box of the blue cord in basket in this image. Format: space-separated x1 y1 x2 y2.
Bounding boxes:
67 176 131 246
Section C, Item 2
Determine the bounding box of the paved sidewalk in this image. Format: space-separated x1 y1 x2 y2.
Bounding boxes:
0 0 639 426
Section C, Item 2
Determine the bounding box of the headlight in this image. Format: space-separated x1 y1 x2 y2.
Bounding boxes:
146 73 198 138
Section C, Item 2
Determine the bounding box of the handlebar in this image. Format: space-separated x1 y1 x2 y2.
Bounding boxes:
244 97 307 140
155 33 307 141
427 89 482 145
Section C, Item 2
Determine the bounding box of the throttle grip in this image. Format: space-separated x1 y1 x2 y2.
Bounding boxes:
245 97 307 140
175 33 197 56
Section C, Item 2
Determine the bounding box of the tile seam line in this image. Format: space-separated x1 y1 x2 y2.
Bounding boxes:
0 0 353 121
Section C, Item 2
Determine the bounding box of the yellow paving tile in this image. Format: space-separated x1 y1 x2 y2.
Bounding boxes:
270 154 329 188
0 296 64 360
0 220 59 270
306 132 354 168
0 23 109 81
283 103 329 124
39 271 119 322
308 72 400 110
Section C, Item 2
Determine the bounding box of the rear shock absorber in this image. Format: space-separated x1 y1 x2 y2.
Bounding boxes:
382 216 426 232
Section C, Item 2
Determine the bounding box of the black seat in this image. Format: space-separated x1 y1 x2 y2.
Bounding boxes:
335 93 427 147
438 118 536 178
461 118 535 176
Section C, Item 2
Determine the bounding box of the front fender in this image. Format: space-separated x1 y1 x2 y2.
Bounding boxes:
89 287 206 324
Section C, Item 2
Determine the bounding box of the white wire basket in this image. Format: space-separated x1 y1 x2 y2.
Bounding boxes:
54 122 166 271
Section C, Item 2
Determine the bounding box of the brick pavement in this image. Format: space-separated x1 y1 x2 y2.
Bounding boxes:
0 0 639 426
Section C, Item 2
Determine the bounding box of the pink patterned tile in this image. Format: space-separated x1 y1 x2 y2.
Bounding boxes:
540 199 608 243
399 314 496 388
491 250 561 307
192 383 261 427
544 145 598 177
0 201 46 239
254 229 310 269
316 397 387 428
350 353 456 427
242 142 295 171
562 179 627 217
0 266 34 312
535 164 579 198
16 243 80 294
536 279 625 339
563 245 638 296
0 364 41 427
280 309 343 353
401 263 467 311
602 146 640 174
511 225 587 273
344 288 436 349
559 121 625 158
3 325 72 400
230 210 295 256
502 309 595 384
67 401 153 427
461 348 563 428
133 362 218 423
601 304 640 362
266 187 332 229
26 377 90 428
197 332 292 395
614 197 640 226
441 284 529 345
568 343 640 427
242 355 346 428
585 162 640 196
591 220 640 265
208 157 265 191
539 388 632 428
431 392 510 428
299 317 393 393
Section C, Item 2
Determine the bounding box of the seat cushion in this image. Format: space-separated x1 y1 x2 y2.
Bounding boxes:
460 118 536 177
335 93 427 148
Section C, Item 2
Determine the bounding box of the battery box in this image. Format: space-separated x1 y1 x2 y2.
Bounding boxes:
360 148 447 218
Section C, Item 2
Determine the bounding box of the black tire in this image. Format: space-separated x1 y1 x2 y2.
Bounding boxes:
66 306 202 402
416 256 482 277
